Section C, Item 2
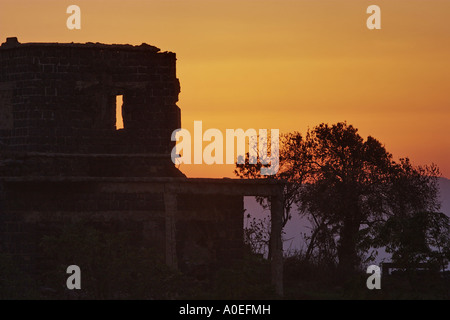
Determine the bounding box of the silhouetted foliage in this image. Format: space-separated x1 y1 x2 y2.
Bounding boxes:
372 211 450 270
235 122 446 278
235 132 305 259
244 213 271 257
235 132 304 229
298 122 397 274
368 159 449 271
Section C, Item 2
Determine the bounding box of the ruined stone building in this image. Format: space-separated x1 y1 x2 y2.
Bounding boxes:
0 37 284 295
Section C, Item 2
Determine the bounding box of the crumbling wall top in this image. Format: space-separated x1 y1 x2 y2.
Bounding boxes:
0 37 161 53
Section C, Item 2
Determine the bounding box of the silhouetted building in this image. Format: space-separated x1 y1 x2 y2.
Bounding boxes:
0 37 284 295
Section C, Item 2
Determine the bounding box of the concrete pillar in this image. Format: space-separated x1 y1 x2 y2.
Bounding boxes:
270 188 284 296
164 192 178 269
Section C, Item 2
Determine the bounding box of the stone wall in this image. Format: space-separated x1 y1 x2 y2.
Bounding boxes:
176 194 244 275
0 37 181 154
0 153 184 177
0 180 244 277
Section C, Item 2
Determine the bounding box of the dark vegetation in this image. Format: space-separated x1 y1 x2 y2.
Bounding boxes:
236 122 450 298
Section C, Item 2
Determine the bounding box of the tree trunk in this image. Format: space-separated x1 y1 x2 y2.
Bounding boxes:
305 222 324 262
337 217 360 278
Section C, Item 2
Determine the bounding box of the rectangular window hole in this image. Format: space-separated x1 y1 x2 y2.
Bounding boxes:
115 95 124 130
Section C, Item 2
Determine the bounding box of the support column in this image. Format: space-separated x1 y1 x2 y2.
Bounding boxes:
164 192 178 269
270 187 284 296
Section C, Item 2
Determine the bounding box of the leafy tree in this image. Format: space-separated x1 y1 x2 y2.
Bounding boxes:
296 122 394 274
235 122 445 277
374 211 449 270
370 159 449 271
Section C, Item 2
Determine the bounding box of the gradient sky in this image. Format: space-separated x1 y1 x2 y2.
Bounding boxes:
1 0 449 178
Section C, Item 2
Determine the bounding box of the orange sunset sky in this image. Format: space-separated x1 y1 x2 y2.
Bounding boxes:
1 0 449 178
